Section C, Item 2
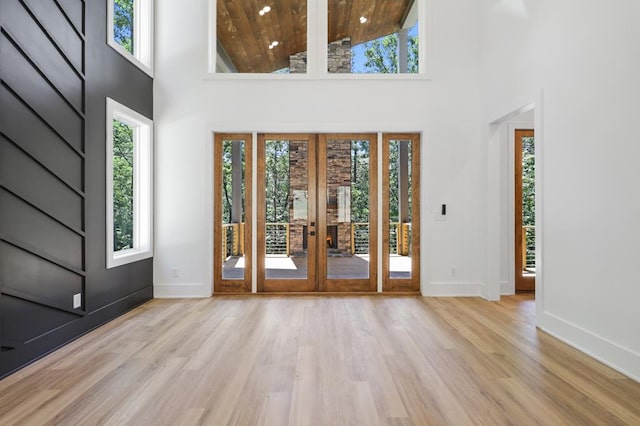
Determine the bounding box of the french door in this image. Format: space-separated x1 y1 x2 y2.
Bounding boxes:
257 134 317 292
257 133 377 292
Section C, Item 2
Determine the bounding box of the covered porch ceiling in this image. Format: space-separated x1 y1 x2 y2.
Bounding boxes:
217 0 415 73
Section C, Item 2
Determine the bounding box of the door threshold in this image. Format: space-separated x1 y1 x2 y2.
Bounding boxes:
213 291 422 297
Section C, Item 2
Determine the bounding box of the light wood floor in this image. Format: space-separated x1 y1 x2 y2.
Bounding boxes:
1 295 639 425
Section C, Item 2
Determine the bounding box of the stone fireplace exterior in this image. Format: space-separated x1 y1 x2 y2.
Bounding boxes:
289 141 308 256
290 38 352 74
325 140 352 254
289 139 352 255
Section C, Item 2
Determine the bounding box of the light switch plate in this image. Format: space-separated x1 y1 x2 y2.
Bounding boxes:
73 293 82 309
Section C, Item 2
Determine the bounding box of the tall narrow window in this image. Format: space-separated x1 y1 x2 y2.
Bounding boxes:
108 0 154 75
382 134 420 292
106 98 153 268
214 134 253 293
112 119 135 252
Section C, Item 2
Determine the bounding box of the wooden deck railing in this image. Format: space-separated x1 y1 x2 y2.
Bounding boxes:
223 222 412 257
522 225 535 271
222 223 244 258
388 222 412 256
265 223 289 255
351 223 369 254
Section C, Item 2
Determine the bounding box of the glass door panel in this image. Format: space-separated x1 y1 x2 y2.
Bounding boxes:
382 134 420 292
319 134 377 292
214 134 252 293
515 129 535 292
258 134 316 292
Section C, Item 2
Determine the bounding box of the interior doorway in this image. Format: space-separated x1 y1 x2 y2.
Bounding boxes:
514 129 535 292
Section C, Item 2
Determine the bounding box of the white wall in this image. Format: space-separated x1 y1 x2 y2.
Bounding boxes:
481 0 640 380
153 0 488 298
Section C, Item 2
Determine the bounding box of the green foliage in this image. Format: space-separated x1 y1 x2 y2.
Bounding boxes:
522 136 535 266
222 141 246 223
522 137 535 226
388 141 413 223
351 141 370 223
112 119 134 251
364 34 399 73
265 141 290 223
362 29 419 73
389 141 399 222
114 0 134 54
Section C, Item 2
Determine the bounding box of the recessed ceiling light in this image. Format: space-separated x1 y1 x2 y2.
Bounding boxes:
259 6 271 16
359 16 367 24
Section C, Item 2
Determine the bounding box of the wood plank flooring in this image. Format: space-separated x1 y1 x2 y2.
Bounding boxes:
1 295 639 425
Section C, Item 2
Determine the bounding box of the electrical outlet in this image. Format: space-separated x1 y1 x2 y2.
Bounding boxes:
451 267 456 277
171 268 179 278
73 293 82 309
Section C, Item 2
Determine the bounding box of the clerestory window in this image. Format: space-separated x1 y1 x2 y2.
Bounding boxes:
212 0 427 76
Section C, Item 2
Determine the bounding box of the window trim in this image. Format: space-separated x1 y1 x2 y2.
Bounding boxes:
207 0 432 79
106 98 154 269
107 0 155 76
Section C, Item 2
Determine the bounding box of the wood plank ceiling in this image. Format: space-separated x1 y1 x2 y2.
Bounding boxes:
217 0 414 73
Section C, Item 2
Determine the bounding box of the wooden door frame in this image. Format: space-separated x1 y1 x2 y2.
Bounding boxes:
213 133 252 293
382 133 421 292
318 134 378 292
515 129 535 292
257 134 317 292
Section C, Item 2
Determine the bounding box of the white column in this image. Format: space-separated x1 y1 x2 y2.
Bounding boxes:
398 28 409 73
231 140 243 223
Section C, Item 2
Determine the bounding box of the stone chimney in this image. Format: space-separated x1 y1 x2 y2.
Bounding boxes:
289 37 352 74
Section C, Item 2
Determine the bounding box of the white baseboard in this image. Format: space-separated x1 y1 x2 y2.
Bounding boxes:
154 282 212 298
501 280 514 295
539 311 640 383
424 282 484 297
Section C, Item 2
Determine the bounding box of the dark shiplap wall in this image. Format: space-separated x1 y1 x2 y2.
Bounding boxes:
0 0 153 378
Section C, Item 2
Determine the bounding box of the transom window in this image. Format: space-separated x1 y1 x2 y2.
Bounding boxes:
216 0 308 74
328 0 419 74
212 0 426 76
